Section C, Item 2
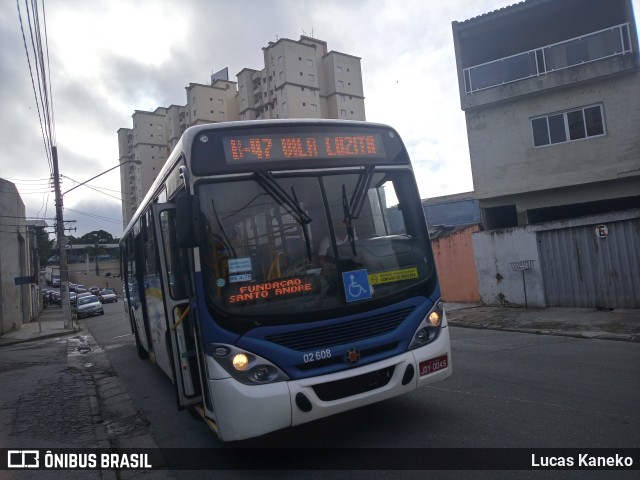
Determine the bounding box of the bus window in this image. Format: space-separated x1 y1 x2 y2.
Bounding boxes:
198 169 431 321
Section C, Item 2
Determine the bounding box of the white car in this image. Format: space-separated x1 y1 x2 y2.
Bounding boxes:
76 295 104 318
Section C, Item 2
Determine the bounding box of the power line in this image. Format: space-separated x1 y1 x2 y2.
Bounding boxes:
61 175 123 194
1 177 51 182
17 0 50 169
0 214 55 219
65 208 123 224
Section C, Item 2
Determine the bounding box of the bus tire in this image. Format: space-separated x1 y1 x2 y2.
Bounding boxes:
133 321 149 360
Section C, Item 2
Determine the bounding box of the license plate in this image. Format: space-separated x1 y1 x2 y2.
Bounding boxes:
419 354 448 376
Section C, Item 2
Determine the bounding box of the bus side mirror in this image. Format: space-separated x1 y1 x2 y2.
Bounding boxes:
175 195 198 248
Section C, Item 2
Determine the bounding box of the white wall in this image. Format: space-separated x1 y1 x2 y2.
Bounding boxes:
472 227 546 307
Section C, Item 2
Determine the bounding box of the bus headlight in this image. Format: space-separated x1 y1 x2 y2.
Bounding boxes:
428 311 441 327
408 300 444 350
232 353 250 371
211 343 289 385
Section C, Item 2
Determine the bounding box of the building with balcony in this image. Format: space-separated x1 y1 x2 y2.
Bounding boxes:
453 0 639 229
118 35 365 228
451 0 640 308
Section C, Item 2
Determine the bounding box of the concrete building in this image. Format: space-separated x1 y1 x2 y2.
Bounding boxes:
118 107 168 226
0 179 36 334
118 35 365 229
237 36 365 121
422 192 481 227
452 0 640 308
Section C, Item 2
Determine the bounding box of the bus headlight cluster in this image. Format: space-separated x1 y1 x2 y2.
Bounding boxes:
211 344 289 385
408 300 444 351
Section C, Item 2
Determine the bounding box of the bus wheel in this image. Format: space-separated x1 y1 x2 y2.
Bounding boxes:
133 323 148 360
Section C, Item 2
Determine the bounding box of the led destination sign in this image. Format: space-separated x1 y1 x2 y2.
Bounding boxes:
222 133 386 163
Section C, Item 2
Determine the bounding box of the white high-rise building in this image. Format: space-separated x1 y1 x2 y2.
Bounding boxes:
118 36 365 228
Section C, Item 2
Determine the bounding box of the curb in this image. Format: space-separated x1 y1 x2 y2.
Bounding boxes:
0 324 81 348
66 325 171 478
448 321 639 342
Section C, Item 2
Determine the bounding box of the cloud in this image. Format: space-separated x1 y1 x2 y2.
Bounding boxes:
4 0 634 239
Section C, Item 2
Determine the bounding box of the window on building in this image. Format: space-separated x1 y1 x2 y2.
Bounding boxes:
310 104 317 112
338 80 344 89
307 59 313 67
279 71 284 80
531 104 605 147
308 74 315 83
278 56 283 65
282 101 287 111
337 66 343 74
340 109 347 117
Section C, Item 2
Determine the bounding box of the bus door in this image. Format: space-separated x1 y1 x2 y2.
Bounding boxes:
152 203 202 408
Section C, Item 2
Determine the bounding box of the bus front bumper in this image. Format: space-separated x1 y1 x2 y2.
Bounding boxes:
208 326 451 442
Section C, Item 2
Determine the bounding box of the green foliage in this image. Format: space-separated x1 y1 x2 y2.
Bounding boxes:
35 227 54 265
77 230 114 244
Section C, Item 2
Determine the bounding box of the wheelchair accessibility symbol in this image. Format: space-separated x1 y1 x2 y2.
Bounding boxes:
342 269 372 303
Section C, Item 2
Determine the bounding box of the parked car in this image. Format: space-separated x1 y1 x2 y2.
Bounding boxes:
76 285 88 293
76 292 93 302
98 289 117 303
75 295 104 318
51 291 61 304
89 286 101 295
69 283 77 293
69 292 77 306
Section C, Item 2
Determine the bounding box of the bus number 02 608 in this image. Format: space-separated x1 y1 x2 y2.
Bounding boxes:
303 349 332 363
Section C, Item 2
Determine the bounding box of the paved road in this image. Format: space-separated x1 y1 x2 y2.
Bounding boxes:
80 304 640 479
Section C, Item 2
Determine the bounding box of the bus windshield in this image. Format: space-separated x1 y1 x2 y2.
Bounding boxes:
198 168 432 323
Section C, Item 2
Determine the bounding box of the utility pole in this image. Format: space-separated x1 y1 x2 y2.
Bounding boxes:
52 146 72 329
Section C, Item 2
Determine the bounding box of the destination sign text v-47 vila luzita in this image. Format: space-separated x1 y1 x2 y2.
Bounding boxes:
222 133 386 163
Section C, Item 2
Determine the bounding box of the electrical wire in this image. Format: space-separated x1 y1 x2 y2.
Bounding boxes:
16 0 55 174
65 208 123 225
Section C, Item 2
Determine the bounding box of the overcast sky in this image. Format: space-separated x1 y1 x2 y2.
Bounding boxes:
1 0 638 239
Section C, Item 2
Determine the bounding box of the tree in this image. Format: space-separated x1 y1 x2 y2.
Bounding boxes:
35 227 55 266
78 230 114 244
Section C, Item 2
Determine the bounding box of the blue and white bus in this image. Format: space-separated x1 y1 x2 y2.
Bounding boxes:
120 119 452 441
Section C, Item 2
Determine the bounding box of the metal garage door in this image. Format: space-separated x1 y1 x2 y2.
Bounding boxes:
537 218 640 308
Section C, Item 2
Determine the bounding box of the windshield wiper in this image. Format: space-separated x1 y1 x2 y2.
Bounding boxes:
290 186 313 262
255 171 313 262
341 166 374 256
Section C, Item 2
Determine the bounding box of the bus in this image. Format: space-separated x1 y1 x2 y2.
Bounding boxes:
120 119 452 441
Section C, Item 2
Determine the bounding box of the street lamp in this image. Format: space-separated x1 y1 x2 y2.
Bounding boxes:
56 159 141 329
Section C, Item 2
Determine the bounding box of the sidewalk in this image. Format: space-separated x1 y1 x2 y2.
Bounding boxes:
445 302 640 342
1 302 639 346
0 305 79 347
